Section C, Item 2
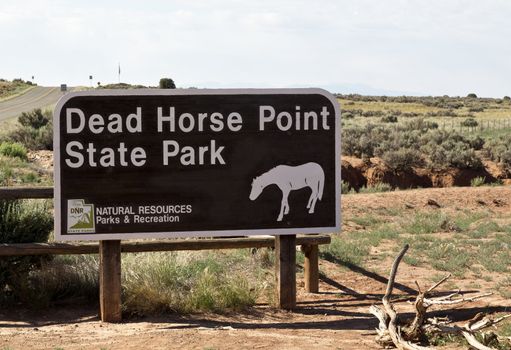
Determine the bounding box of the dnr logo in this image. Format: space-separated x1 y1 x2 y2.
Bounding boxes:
67 199 95 233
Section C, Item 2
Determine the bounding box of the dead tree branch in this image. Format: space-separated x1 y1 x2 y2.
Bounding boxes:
369 245 511 350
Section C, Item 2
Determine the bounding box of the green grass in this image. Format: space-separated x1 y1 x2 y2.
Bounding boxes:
427 332 465 347
335 205 511 280
470 176 486 187
427 243 470 277
453 210 488 231
403 211 448 234
320 236 369 267
0 155 46 186
350 214 383 227
362 225 399 246
0 157 37 186
403 255 421 267
358 183 392 193
498 321 511 336
496 277 511 299
478 242 510 273
467 221 502 239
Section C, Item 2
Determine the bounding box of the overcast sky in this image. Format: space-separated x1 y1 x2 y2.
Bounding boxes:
1 0 509 96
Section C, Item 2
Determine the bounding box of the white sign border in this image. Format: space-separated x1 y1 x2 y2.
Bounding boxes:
53 88 341 241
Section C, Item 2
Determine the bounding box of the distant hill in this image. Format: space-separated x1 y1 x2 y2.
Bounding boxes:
0 78 35 100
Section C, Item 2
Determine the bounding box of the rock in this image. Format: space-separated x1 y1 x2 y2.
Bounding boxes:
493 199 505 207
427 199 442 208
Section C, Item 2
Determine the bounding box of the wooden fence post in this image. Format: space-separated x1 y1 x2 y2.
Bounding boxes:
275 234 296 310
99 240 122 322
301 244 319 293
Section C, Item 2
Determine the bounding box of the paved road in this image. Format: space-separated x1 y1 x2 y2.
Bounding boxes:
0 86 66 121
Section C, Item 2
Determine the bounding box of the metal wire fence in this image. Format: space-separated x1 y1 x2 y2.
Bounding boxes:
440 119 511 133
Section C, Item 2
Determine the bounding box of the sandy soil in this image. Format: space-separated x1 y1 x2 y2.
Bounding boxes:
2 186 511 350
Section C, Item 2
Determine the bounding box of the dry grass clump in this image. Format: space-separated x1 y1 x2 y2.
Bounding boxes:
122 249 273 315
11 248 274 314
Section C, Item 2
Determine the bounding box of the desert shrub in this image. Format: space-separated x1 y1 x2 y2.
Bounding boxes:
471 176 486 187
427 145 448 168
461 118 478 127
482 135 511 174
7 124 53 150
482 139 504 161
421 130 465 147
381 115 398 123
467 93 478 98
374 131 419 157
426 110 458 118
343 123 486 171
0 142 27 160
424 138 482 169
0 200 53 304
3 108 53 150
504 96 511 102
419 131 483 169
341 124 385 158
362 110 385 118
468 136 485 150
400 118 438 131
18 108 50 129
382 148 423 172
342 112 354 119
446 147 482 169
446 101 464 109
341 129 364 157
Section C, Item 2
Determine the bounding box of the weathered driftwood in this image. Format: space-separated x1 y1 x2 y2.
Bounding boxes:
370 244 511 350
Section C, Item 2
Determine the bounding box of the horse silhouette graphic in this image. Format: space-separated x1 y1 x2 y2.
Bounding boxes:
249 162 325 222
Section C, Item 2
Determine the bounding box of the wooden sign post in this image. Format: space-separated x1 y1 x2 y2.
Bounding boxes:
302 243 319 293
99 240 122 322
275 234 296 309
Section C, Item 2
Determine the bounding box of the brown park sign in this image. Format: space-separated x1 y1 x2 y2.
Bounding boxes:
53 89 341 240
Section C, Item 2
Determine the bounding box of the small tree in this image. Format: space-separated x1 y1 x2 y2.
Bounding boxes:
159 78 176 89
467 93 477 98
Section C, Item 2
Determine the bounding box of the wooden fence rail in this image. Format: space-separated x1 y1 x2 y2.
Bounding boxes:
0 235 330 256
0 186 53 199
0 186 331 321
